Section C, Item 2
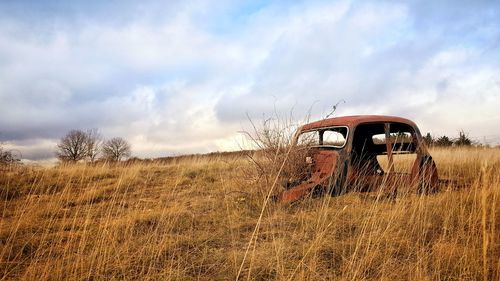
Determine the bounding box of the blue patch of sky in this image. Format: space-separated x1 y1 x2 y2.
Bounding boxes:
200 0 271 36
0 0 182 29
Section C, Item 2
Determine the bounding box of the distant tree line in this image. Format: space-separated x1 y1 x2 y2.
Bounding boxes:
423 130 475 147
56 129 131 162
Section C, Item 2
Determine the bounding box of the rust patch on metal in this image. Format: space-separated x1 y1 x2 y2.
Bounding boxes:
279 150 338 203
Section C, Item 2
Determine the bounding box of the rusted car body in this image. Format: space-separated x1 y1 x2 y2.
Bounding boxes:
279 115 438 203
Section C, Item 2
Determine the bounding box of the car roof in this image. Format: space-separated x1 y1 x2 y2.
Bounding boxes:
300 115 417 131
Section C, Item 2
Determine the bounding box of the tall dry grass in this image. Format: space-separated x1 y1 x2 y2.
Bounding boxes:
0 147 499 280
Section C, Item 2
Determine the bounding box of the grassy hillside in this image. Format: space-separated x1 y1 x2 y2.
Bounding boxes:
1 147 499 280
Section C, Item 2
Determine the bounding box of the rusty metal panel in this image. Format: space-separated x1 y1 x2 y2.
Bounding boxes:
279 150 338 203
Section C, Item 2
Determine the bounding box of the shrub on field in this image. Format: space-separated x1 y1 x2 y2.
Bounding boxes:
0 147 20 166
423 132 434 146
454 130 473 146
435 135 453 147
242 113 314 199
0 139 20 166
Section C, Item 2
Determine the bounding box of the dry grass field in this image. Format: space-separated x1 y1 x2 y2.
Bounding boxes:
0 147 499 280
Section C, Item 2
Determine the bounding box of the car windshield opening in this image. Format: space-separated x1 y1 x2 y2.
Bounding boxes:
297 126 348 148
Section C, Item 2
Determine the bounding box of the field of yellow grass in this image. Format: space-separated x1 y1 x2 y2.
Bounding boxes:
1 147 499 280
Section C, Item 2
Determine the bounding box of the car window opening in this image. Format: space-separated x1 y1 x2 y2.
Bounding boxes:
352 122 418 175
297 126 348 148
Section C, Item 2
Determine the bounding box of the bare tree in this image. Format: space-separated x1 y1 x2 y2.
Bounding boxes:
56 130 88 162
0 145 20 165
101 137 131 161
85 128 102 162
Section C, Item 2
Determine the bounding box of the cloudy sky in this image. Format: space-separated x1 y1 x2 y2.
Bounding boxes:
1 0 499 160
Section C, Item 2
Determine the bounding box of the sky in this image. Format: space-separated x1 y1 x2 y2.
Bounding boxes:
0 0 499 160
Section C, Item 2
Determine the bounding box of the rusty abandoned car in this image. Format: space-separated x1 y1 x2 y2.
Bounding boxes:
278 115 439 203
